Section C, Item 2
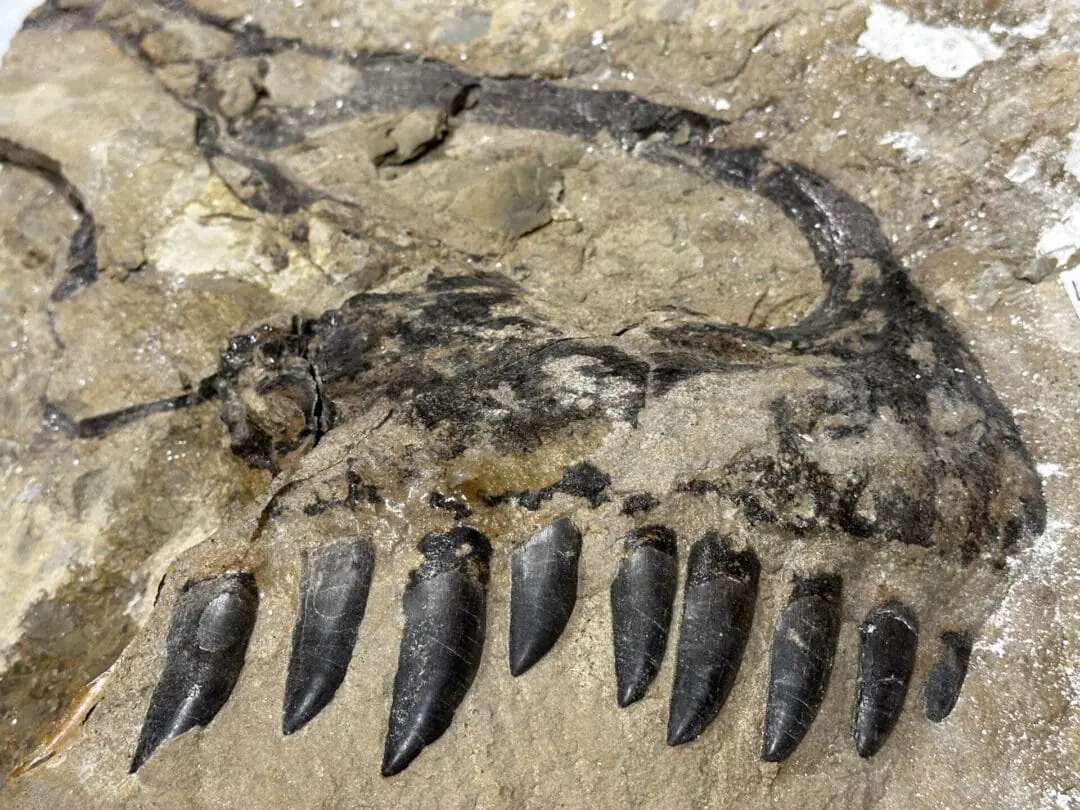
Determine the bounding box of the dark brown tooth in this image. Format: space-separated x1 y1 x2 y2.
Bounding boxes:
382 527 491 777
853 600 918 758
667 534 759 746
610 525 678 707
924 631 973 722
760 574 842 763
282 538 375 736
509 517 583 677
131 573 258 773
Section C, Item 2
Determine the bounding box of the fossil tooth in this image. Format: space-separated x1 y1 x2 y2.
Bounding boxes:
509 517 583 676
130 572 258 773
382 526 491 777
667 534 759 746
923 630 973 722
760 574 842 762
610 525 678 707
282 538 375 735
853 600 918 757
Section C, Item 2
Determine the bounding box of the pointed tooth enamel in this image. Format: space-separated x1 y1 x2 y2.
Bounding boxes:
853 600 918 757
610 525 678 707
381 527 491 777
130 572 258 773
282 537 375 735
924 631 973 722
508 517 582 677
760 574 842 763
666 533 759 747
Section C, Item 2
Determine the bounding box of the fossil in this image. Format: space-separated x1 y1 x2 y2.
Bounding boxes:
7 0 1046 791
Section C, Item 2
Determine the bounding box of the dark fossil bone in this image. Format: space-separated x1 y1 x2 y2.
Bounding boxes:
382 527 492 777
282 538 376 736
508 517 583 677
924 630 973 723
130 573 258 773
760 575 843 763
15 0 1042 778
667 535 759 747
610 525 679 708
853 600 919 758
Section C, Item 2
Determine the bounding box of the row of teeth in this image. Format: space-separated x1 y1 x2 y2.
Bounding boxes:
130 518 971 776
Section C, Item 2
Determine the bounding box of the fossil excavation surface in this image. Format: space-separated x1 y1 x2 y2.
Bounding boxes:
0 1 1078 808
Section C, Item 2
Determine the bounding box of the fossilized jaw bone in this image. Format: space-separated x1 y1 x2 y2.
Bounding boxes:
25 30 1042 784
115 149 1043 776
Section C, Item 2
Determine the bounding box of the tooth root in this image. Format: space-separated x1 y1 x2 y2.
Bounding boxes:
382 527 491 777
610 525 678 707
924 630 972 723
760 574 842 763
509 517 583 676
130 573 258 773
282 538 375 736
853 600 918 757
667 534 759 747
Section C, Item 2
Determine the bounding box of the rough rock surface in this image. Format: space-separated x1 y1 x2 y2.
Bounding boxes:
0 1 1077 808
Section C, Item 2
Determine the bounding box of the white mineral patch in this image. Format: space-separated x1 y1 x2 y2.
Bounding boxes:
1064 129 1080 184
857 3 1005 79
1037 462 1067 478
0 0 42 66
981 517 1073 656
879 130 928 161
1037 201 1080 266
1006 152 1040 184
989 11 1053 41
